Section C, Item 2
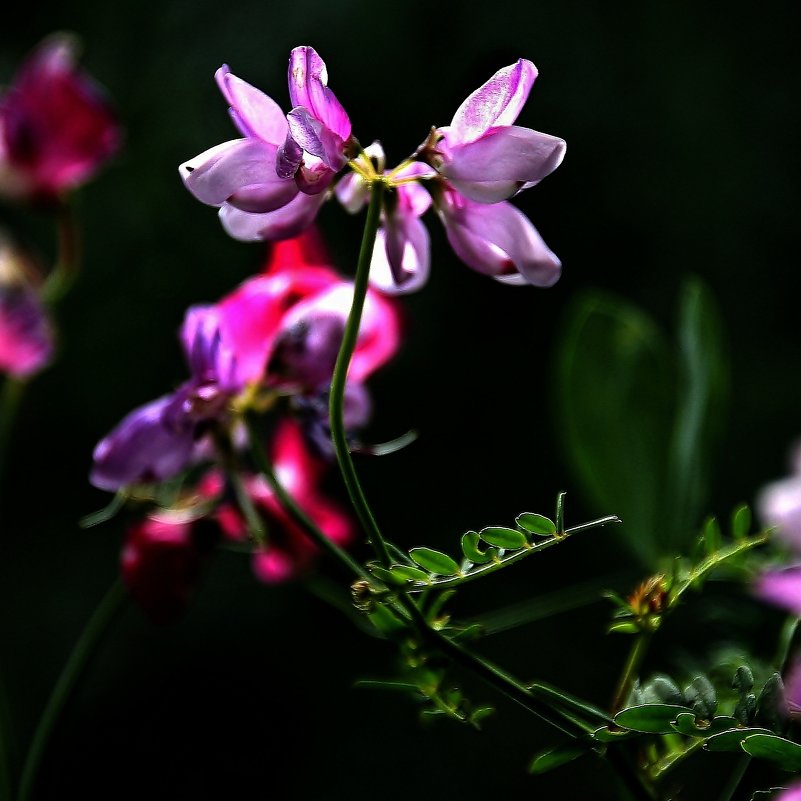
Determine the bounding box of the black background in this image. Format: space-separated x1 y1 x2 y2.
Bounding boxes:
1 1 800 798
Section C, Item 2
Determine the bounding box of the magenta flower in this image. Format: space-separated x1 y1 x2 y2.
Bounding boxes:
121 512 212 622
0 34 120 201
774 786 801 801
431 59 565 204
0 252 53 377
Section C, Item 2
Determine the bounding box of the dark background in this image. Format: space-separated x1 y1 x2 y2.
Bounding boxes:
1 1 800 798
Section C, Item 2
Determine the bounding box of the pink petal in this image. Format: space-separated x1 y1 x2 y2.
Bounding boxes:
0 283 53 377
758 473 801 551
440 125 566 203
215 65 288 145
754 566 801 615
439 192 561 287
449 59 537 144
179 139 298 211
218 191 325 241
287 46 351 141
369 215 431 295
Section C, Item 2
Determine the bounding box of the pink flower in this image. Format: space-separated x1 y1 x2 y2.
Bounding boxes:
0 34 120 201
121 512 212 622
432 59 565 204
773 784 801 801
202 419 353 583
181 47 352 241
0 239 53 377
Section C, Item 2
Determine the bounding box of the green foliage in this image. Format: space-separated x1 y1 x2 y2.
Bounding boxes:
556 277 728 566
740 734 801 772
408 548 461 576
528 744 586 774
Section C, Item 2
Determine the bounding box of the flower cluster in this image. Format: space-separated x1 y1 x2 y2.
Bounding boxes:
91 229 401 615
0 34 120 203
181 47 565 293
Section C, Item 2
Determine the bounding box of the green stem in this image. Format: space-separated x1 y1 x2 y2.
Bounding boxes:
246 415 369 582
41 202 81 306
16 580 125 801
611 632 652 713
328 180 391 567
0 662 13 801
0 379 26 493
716 754 750 801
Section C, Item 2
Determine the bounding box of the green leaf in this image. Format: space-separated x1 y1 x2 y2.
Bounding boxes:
528 745 586 775
556 292 673 567
367 606 408 638
368 565 407 585
461 531 494 564
702 516 722 555
671 712 740 737
470 706 494 729
516 513 556 536
591 726 641 743
389 565 432 583
614 704 692 734
731 504 752 540
664 277 729 554
740 734 801 772
609 622 640 635
704 727 773 752
555 492 566 535
479 526 529 549
409 548 462 576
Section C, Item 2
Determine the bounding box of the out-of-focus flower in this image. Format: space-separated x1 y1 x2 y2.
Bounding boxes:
121 511 215 622
90 230 402 491
773 786 801 801
0 34 120 201
755 443 801 614
0 240 53 377
181 47 353 241
202 419 353 583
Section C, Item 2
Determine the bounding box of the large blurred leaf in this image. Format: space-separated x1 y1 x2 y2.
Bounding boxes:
664 277 729 552
556 278 728 566
557 292 673 565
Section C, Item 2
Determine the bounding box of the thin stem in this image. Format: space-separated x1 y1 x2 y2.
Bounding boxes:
0 379 25 494
245 415 369 581
611 633 652 713
16 580 126 801
328 179 391 567
41 203 82 306
716 754 750 801
0 661 13 801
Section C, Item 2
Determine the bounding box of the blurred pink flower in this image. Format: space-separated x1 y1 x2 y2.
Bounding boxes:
0 34 120 201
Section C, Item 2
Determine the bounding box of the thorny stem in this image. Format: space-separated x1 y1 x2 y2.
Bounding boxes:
16 580 126 801
327 179 392 568
245 415 369 582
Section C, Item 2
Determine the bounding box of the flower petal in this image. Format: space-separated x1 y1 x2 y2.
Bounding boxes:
219 191 326 241
449 59 537 144
215 65 288 145
755 566 801 616
439 193 561 287
179 139 298 212
0 283 52 377
440 125 566 203
287 46 351 141
369 215 431 295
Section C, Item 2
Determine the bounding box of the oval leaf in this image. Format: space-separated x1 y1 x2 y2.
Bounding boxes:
390 564 432 583
480 526 529 549
461 531 493 564
409 548 461 576
671 713 741 737
614 704 692 734
591 726 641 743
740 733 801 772
368 565 407 585
704 727 773 752
516 513 557 536
528 745 586 775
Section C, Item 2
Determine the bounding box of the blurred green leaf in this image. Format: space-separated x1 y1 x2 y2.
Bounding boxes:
664 277 728 553
479 526 528 549
704 727 774 752
741 734 801 771
469 706 494 729
409 548 461 576
732 504 752 540
556 292 673 565
671 712 740 737
528 744 586 774
516 513 557 536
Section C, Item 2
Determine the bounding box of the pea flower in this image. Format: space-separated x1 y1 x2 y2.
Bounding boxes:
0 34 120 202
754 443 801 614
0 241 53 377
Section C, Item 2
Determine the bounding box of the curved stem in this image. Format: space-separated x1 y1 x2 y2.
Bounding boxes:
245 415 369 582
41 202 82 306
328 180 391 567
16 580 125 801
611 632 652 713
